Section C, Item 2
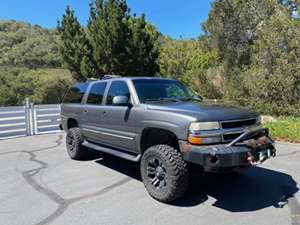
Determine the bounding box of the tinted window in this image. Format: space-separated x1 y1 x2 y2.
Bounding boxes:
133 79 193 103
63 83 88 103
87 82 107 105
106 81 130 105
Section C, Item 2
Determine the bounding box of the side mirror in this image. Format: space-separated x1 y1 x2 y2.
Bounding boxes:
112 96 130 106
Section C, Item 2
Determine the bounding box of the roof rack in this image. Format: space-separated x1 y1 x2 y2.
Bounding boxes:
102 75 122 80
85 78 99 82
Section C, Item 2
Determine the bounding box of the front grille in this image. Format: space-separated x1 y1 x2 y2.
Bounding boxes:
223 132 242 141
221 118 256 129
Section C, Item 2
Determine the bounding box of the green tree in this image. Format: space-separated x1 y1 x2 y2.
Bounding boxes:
87 0 159 77
159 37 222 98
238 13 300 115
127 14 159 75
88 0 131 76
0 68 74 106
58 6 96 80
203 0 279 69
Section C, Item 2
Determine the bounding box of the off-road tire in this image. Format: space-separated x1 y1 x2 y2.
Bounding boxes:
66 127 86 160
140 144 189 203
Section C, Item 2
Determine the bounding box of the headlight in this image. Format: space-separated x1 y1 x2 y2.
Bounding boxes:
189 122 220 131
188 122 221 145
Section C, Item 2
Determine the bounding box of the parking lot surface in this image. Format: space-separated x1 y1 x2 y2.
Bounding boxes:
0 133 300 225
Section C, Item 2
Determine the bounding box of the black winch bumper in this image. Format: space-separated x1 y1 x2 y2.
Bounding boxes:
180 128 276 172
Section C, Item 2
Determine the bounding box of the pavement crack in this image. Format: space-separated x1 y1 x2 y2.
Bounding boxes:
11 138 132 225
21 151 65 205
33 177 131 225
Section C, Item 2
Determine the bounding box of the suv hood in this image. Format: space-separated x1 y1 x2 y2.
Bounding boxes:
146 101 258 121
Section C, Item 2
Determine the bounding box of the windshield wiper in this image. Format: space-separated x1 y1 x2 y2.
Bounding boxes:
180 97 202 102
144 98 182 103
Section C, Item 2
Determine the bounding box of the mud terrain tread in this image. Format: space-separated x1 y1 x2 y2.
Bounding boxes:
66 127 86 160
141 144 189 203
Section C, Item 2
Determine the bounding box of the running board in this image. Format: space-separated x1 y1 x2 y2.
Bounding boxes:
82 141 141 162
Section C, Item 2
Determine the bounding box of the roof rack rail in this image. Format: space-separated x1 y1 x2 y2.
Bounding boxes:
102 75 122 80
85 78 99 82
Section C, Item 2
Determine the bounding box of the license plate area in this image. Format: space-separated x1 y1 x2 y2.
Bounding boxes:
255 149 272 162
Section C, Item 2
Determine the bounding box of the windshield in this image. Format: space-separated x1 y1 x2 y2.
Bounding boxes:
133 79 199 103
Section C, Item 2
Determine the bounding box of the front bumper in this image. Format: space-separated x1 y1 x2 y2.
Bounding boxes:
180 128 276 172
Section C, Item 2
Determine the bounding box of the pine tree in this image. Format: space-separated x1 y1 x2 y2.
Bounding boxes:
128 14 159 75
88 0 131 76
58 6 96 80
58 1 160 79
88 0 159 77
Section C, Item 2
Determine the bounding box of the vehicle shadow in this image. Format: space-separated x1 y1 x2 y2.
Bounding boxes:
91 149 299 212
176 167 299 212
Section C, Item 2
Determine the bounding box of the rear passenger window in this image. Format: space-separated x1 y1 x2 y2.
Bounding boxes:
63 83 88 103
87 82 107 105
106 81 130 105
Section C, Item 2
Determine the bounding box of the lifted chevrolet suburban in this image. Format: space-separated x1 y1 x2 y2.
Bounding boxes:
61 76 276 203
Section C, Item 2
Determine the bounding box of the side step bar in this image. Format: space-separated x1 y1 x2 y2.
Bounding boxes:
82 141 141 162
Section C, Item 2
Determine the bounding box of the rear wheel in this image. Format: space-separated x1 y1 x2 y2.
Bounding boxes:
66 127 86 160
140 145 189 203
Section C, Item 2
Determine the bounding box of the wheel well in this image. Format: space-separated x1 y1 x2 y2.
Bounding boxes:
140 128 179 153
67 118 78 129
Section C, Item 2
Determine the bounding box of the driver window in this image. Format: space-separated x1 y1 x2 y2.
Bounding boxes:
106 81 130 105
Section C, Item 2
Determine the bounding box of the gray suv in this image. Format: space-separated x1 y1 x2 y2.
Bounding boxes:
61 76 276 202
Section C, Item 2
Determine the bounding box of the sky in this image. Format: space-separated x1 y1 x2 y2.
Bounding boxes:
0 0 211 39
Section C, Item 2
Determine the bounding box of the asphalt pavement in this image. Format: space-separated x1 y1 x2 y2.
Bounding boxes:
0 133 300 225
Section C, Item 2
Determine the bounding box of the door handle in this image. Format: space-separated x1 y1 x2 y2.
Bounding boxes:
83 109 88 113
102 111 108 116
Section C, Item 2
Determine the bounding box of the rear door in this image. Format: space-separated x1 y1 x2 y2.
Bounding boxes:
98 80 138 152
81 81 108 143
61 82 89 130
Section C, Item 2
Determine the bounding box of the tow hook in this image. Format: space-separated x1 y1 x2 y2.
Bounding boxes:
246 152 258 166
246 148 275 166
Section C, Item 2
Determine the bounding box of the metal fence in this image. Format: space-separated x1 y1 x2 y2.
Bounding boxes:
33 104 61 135
0 101 61 140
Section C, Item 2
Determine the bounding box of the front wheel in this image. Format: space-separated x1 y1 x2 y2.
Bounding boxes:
140 145 189 203
66 127 86 160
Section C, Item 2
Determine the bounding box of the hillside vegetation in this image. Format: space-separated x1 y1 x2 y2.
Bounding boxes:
0 20 61 68
0 20 73 106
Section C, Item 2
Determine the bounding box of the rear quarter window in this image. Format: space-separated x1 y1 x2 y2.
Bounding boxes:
63 83 89 103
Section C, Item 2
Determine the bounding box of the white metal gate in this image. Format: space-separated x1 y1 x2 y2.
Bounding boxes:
33 104 61 135
0 101 62 140
0 106 28 140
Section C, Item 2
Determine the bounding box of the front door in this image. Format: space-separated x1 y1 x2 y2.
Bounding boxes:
98 80 137 152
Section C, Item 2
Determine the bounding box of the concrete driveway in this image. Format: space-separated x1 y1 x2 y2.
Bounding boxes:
0 133 300 225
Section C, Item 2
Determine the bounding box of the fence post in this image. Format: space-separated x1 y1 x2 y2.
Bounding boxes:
25 98 31 136
33 104 38 135
24 98 35 136
30 103 35 136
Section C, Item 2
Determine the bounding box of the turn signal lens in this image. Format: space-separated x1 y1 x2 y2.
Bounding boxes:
188 136 203 145
188 135 222 145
